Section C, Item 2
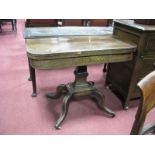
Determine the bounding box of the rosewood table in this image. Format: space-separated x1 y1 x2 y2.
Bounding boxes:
24 27 136 129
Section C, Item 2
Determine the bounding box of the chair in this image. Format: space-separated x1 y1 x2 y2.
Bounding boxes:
130 71 155 135
25 19 58 27
62 19 85 26
0 19 17 32
88 19 111 26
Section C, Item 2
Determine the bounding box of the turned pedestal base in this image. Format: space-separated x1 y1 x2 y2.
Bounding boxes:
46 66 115 129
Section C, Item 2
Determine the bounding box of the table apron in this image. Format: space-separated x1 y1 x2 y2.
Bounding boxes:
29 53 133 69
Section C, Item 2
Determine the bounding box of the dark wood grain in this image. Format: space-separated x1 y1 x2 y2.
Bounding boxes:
130 71 155 135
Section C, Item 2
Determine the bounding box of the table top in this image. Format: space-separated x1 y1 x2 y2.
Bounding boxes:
24 26 113 39
24 27 137 69
26 35 136 60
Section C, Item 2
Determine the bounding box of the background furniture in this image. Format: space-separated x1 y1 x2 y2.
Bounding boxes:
25 19 113 27
134 19 155 25
62 19 85 26
0 19 17 32
25 19 58 27
88 19 112 26
130 71 155 135
105 20 155 109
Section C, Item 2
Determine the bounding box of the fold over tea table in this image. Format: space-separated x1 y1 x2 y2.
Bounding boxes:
24 27 136 129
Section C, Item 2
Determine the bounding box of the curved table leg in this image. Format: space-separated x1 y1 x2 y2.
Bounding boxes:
55 94 72 129
46 84 67 99
47 65 115 129
91 91 115 117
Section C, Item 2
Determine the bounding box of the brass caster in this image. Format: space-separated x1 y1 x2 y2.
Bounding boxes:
123 106 129 110
28 76 32 81
55 124 61 130
32 92 37 97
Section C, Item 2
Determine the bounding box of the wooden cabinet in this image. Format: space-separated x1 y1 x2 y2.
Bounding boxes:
105 20 155 109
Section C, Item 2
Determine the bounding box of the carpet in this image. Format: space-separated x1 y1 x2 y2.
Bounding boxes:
0 20 154 134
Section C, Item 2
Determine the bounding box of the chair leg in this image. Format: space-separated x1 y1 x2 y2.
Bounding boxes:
11 19 17 32
11 21 14 31
14 19 17 31
0 23 2 32
130 111 146 135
